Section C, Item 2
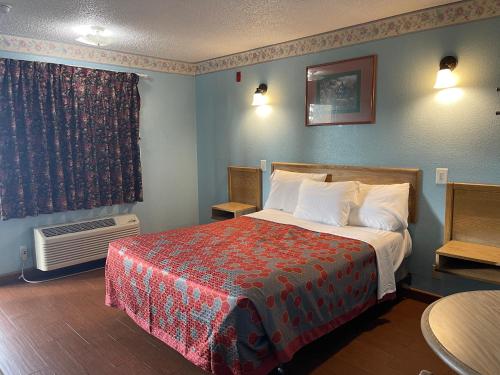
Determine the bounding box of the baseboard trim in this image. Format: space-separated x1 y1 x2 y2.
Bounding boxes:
0 259 106 286
399 285 442 304
0 269 28 285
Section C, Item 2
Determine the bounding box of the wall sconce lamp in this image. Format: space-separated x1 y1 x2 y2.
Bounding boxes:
434 56 458 89
252 84 268 106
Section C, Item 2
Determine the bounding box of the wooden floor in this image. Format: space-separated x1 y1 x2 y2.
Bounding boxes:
0 270 455 375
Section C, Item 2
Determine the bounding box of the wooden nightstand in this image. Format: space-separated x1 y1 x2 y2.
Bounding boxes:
211 166 262 221
434 183 500 284
435 241 500 284
211 202 257 221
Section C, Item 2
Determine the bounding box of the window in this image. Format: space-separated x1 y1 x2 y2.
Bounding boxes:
0 58 143 220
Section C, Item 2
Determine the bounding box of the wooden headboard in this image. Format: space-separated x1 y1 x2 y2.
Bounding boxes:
272 162 421 223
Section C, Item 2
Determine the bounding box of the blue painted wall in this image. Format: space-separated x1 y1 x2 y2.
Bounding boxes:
195 18 500 295
0 52 199 276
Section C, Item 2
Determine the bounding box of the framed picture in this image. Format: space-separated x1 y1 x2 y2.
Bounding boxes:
305 55 377 126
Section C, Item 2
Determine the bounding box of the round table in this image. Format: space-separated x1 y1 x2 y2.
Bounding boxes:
421 290 500 375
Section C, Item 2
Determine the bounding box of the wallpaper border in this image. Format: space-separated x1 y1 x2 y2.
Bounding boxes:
196 0 500 74
0 34 198 76
0 0 498 76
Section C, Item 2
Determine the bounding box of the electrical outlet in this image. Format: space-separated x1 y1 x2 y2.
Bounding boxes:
260 160 267 172
20 245 28 261
435 168 448 185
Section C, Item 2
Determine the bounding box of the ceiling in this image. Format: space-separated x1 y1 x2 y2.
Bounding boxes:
0 0 459 63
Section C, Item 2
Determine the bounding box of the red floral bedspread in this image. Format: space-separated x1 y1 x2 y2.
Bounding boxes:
105 216 378 374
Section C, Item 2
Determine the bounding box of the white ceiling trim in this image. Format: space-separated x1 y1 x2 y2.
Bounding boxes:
0 0 498 76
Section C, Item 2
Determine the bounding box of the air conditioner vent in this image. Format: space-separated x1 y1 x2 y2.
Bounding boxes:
34 214 140 271
41 218 116 237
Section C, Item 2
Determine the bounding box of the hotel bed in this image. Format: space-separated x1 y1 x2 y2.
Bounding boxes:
105 162 420 375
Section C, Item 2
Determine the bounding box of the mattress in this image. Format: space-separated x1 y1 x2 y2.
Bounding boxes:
247 209 412 300
105 213 411 374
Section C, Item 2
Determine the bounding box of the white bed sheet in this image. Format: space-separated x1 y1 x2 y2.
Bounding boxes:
246 209 412 300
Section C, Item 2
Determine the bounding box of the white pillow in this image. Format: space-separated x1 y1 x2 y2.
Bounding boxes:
293 180 359 226
349 183 410 231
264 170 327 213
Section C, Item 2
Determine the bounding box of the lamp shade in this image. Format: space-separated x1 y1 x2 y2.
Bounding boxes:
434 68 457 89
252 83 268 106
252 92 267 106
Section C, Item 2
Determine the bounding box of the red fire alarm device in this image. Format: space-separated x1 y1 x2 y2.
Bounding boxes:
236 71 241 82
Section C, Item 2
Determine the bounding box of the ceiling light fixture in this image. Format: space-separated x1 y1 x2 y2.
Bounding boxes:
0 3 12 14
75 26 112 47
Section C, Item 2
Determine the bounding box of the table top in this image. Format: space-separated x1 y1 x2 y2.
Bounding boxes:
211 202 256 213
421 290 500 375
436 240 500 266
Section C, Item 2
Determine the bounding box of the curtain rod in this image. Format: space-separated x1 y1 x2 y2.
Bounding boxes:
104 69 149 79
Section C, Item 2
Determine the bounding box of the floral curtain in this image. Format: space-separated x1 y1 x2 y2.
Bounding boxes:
0 58 143 220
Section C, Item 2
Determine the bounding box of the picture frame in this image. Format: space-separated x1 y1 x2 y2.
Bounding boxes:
305 55 377 126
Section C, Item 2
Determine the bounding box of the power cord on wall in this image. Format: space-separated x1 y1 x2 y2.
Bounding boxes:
18 261 104 284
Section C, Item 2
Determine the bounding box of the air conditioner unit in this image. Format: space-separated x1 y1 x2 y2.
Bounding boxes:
34 214 140 271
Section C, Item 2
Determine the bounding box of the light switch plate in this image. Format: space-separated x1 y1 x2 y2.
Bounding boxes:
435 168 448 184
260 160 267 172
